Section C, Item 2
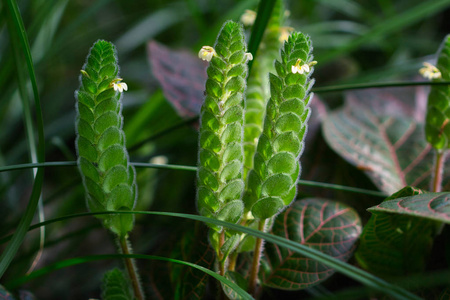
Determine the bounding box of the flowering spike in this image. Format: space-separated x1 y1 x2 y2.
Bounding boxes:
75 40 137 237
244 31 315 220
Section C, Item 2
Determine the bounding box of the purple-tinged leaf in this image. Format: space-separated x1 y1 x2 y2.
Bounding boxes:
356 187 438 277
0 285 16 300
263 198 361 290
148 41 207 118
18 291 36 300
322 88 450 194
368 191 450 224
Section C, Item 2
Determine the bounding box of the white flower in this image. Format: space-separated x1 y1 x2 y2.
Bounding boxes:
244 52 253 62
240 9 256 26
419 62 441 80
291 59 317 75
198 46 216 62
110 78 128 92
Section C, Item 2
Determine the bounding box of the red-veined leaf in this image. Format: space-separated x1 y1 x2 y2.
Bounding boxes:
262 198 362 290
356 187 438 277
368 191 450 224
171 225 215 300
322 87 450 194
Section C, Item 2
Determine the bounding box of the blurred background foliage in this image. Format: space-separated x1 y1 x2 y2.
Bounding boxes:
0 0 449 298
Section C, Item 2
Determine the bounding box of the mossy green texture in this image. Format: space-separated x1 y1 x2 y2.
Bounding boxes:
426 34 450 150
197 21 249 232
75 40 137 237
243 0 285 181
102 268 133 300
244 32 314 220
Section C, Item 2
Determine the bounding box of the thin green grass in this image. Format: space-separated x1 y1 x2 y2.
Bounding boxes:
319 0 450 63
0 0 46 279
0 161 386 197
3 210 420 300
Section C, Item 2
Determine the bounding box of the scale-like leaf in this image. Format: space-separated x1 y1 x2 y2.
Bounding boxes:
322 88 450 194
425 34 450 150
368 191 450 224
101 268 133 300
263 198 361 290
148 41 207 118
356 187 439 277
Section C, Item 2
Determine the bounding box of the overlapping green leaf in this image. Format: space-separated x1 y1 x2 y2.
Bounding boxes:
102 268 133 300
425 34 450 150
75 40 137 237
356 187 439 278
263 198 362 290
322 88 450 194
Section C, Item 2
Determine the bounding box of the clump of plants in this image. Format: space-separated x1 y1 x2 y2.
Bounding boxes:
0 0 449 299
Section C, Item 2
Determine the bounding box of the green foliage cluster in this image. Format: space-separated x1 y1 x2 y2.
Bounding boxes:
102 268 133 300
243 0 284 180
1 0 450 299
244 32 313 220
76 40 137 237
197 21 248 235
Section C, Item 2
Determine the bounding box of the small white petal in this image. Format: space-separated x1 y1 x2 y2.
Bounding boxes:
302 64 310 73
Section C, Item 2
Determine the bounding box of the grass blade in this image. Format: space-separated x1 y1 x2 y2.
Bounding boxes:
0 161 385 197
320 0 450 63
5 254 253 300
0 0 46 279
3 211 420 299
247 0 276 73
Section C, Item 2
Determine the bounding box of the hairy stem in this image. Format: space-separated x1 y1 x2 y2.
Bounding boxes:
248 219 267 296
119 236 145 300
432 150 445 192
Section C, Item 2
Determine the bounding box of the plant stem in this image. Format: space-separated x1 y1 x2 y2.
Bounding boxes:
432 150 446 192
248 219 267 296
228 251 238 272
218 230 226 277
119 236 145 300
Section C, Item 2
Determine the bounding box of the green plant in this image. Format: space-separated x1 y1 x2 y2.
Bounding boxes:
1 0 450 299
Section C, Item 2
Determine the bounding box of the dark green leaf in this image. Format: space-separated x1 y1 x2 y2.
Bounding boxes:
263 198 362 290
368 191 450 224
356 187 438 278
